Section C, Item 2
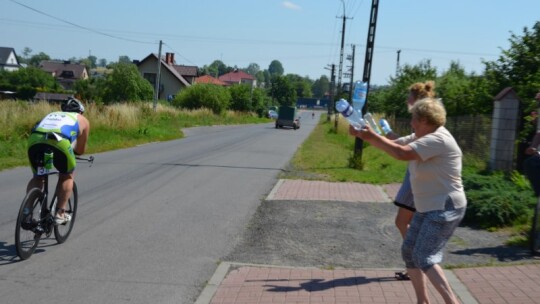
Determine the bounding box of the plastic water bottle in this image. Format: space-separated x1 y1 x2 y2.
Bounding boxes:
379 118 393 135
363 113 382 134
352 81 368 115
335 99 366 130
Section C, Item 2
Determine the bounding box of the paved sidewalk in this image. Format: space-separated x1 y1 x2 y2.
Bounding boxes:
196 179 540 304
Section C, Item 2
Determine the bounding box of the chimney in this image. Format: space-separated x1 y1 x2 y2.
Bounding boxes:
165 52 175 65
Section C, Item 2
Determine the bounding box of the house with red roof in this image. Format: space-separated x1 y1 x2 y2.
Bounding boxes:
218 69 256 87
194 75 227 86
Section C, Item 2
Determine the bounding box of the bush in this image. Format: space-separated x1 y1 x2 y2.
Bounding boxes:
173 84 230 115
462 171 536 228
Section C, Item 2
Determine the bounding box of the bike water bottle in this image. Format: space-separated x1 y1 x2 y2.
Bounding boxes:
352 81 368 115
379 118 393 135
44 152 54 170
363 113 382 135
335 99 366 130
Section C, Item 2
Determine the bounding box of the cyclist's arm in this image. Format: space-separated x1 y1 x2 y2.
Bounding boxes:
526 131 540 155
74 115 90 155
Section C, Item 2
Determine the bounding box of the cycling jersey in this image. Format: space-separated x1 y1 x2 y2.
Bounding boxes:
28 112 81 174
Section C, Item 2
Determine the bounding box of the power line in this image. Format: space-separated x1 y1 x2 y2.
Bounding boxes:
9 0 155 45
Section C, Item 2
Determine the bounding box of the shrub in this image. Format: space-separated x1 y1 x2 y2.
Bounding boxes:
462 171 536 228
173 84 230 115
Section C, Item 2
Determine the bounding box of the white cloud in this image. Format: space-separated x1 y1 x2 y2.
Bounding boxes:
282 1 301 10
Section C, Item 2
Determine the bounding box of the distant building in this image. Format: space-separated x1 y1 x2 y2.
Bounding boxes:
194 75 228 86
218 70 256 87
136 52 194 100
0 47 21 71
39 60 89 90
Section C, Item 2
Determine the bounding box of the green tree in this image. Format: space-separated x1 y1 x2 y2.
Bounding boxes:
98 58 107 67
437 62 473 116
369 60 437 116
229 84 252 112
100 62 153 103
28 52 51 67
270 76 296 106
484 21 540 106
244 63 260 76
286 74 313 98
6 66 58 90
268 60 284 77
172 83 230 114
118 55 132 64
312 75 330 98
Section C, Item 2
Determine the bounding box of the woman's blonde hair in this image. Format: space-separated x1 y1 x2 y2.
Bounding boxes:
409 80 436 100
410 97 446 127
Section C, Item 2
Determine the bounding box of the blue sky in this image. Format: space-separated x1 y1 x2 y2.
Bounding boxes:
2 0 539 85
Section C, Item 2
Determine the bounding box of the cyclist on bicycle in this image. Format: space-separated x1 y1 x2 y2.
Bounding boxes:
26 97 90 224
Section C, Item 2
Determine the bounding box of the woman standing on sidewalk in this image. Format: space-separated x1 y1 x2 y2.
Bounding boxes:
350 98 466 304
386 81 437 281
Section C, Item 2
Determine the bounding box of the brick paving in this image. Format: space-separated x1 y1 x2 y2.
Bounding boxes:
195 179 540 304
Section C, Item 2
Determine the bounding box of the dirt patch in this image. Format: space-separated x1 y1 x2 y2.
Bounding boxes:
225 200 539 269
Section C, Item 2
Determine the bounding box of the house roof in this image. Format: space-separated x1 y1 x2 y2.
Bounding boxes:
173 65 198 77
218 70 255 83
194 75 228 86
137 53 191 86
40 61 87 79
0 47 20 66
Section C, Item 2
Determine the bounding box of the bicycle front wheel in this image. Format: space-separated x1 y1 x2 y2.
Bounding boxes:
531 196 540 255
15 188 44 260
53 182 78 243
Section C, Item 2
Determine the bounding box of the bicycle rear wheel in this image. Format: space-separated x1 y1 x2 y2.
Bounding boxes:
15 188 44 260
531 196 540 255
53 182 78 243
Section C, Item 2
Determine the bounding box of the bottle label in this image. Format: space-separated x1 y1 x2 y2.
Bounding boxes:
341 104 354 118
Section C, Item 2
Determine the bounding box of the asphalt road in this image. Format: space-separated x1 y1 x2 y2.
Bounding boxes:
0 110 319 304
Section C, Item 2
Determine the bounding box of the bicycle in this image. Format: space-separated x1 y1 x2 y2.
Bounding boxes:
15 150 94 260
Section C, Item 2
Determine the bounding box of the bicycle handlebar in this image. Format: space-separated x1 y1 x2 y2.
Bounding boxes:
76 155 95 166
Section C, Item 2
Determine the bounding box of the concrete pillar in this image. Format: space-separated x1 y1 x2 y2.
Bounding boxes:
489 87 521 171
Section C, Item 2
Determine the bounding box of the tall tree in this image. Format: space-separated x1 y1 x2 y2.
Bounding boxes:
312 75 330 98
244 63 260 76
268 60 284 77
28 52 51 67
100 62 153 103
484 21 540 103
270 76 296 106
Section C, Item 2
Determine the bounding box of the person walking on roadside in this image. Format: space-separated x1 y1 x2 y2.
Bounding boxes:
384 81 437 280
27 97 90 224
524 91 540 196
350 97 466 304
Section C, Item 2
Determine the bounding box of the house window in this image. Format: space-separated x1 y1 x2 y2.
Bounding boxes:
144 73 157 86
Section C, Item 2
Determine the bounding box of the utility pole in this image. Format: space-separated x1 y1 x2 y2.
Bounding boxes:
347 44 356 104
354 0 380 160
396 49 401 76
337 1 352 98
325 64 336 122
154 40 163 112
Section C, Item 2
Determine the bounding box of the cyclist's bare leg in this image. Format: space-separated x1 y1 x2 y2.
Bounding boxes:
26 176 44 192
395 207 414 239
56 173 74 217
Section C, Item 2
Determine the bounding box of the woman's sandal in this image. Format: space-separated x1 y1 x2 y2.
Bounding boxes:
394 271 410 280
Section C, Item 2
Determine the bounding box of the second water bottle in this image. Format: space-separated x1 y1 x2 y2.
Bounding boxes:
335 99 365 130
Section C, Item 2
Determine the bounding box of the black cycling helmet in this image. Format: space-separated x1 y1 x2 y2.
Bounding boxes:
61 97 85 114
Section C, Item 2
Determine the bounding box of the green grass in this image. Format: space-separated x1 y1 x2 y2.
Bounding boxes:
283 114 407 183
0 100 272 171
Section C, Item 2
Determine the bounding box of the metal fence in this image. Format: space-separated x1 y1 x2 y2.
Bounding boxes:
391 114 493 160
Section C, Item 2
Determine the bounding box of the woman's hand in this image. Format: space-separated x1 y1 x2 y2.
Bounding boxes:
349 124 377 141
